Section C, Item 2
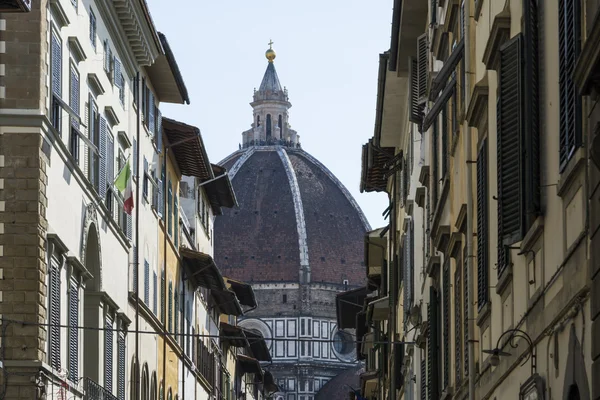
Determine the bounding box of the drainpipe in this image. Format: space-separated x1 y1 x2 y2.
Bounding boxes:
135 71 141 400
389 173 398 400
463 0 475 399
162 147 168 400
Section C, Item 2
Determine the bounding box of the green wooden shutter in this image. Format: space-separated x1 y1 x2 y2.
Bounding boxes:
497 35 525 270
417 34 428 104
153 272 158 315
409 58 424 123
477 139 489 310
420 358 427 400
428 287 439 400
68 280 78 382
174 289 179 337
442 261 450 390
49 260 61 371
558 0 582 170
168 281 173 331
174 195 179 248
161 271 166 324
168 181 173 236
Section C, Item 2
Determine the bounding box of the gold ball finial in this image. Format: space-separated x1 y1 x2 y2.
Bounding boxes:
266 39 276 62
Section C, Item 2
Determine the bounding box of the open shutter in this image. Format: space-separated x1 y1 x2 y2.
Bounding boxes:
144 260 150 305
409 58 423 123
477 139 489 310
454 261 462 386
49 261 61 371
70 66 79 127
107 131 115 194
463 246 469 376
143 157 149 199
99 116 108 199
168 282 173 331
156 109 163 152
113 57 122 88
174 195 179 248
417 34 428 104
428 287 439 400
430 0 437 25
84 102 90 176
420 358 427 400
497 35 525 253
117 332 126 400
161 271 166 323
441 104 448 179
431 122 438 209
51 32 62 96
68 280 79 382
126 213 132 240
153 272 158 315
174 290 179 336
558 0 582 170
148 92 156 135
132 247 138 294
442 262 450 389
132 137 138 177
426 302 432 400
105 315 114 393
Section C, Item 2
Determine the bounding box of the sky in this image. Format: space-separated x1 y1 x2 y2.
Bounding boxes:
145 0 392 229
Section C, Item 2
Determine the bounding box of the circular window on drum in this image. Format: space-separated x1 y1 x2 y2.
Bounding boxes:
332 330 355 361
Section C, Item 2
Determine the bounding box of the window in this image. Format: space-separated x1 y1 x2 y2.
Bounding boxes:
103 40 112 76
278 114 283 138
48 256 61 371
167 180 173 236
153 272 158 315
89 9 96 49
117 330 126 400
143 157 149 200
68 280 79 382
144 260 150 305
442 261 450 390
558 0 581 170
105 315 114 393
256 115 260 127
477 138 489 310
69 63 80 161
266 114 272 139
427 287 440 400
174 195 179 247
174 289 179 337
51 29 62 133
161 271 165 324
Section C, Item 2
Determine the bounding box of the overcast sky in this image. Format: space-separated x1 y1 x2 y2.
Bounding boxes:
146 0 392 228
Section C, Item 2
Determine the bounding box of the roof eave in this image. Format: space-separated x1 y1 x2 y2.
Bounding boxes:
163 118 213 179
145 32 190 105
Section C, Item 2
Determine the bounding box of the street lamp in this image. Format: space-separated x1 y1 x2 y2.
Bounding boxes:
482 328 536 375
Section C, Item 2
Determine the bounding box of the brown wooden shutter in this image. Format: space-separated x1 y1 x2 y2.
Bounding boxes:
417 34 428 104
477 138 489 310
409 58 423 123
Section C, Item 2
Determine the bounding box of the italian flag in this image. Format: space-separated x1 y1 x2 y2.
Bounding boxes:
115 159 134 215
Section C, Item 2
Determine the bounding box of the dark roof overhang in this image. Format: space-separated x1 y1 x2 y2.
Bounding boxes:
162 118 213 180
146 32 190 104
336 286 370 329
180 247 226 291
360 139 394 193
237 355 264 379
220 322 248 347
0 0 31 12
204 164 238 216
227 278 257 308
394 0 428 75
212 289 243 316
243 329 272 362
355 311 367 360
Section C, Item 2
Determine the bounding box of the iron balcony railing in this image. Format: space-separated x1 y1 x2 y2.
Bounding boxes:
84 377 118 400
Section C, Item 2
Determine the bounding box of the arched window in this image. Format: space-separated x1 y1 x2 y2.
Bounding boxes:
141 366 149 400
158 381 164 400
150 372 157 400
256 115 260 127
278 115 283 138
167 388 172 400
266 114 272 139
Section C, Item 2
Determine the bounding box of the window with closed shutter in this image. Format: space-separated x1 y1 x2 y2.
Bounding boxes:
168 281 173 332
49 258 61 371
149 92 156 135
454 261 462 386
51 30 62 132
68 280 79 382
161 271 166 324
558 0 581 171
174 289 179 337
144 260 150 305
117 331 126 400
477 139 489 310
427 287 440 400
442 261 450 390
105 315 114 393
168 181 173 236
174 195 179 248
420 358 427 400
153 272 158 315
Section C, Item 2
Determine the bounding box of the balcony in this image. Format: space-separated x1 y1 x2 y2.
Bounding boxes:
84 377 117 400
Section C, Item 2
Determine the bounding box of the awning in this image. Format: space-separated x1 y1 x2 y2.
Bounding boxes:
360 138 394 193
237 354 264 379
212 289 243 316
243 329 272 362
162 117 213 180
336 286 370 329
226 278 257 308
220 322 248 347
365 228 387 279
180 247 227 291
368 296 390 321
204 164 238 215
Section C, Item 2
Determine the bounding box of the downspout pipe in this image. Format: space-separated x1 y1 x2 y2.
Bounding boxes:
463 0 476 399
134 71 141 400
389 173 398 400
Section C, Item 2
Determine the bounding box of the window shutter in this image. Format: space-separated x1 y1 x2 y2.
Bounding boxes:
441 104 448 179
158 165 165 217
442 261 450 390
417 34 428 104
68 280 79 382
174 290 179 336
156 109 163 152
174 195 179 248
430 0 437 25
497 35 525 250
477 139 489 310
117 331 126 400
132 246 138 293
144 260 150 305
149 92 156 135
105 315 114 393
427 287 439 400
454 266 462 386
107 131 115 192
103 40 110 73
89 12 96 46
168 182 173 236
168 281 173 331
126 212 132 240
84 103 89 176
153 271 158 315
51 32 62 96
431 122 438 210
99 116 108 199
403 224 411 319
113 57 122 88
70 66 79 127
132 137 138 177
119 74 125 105
409 58 423 123
143 157 149 199
420 358 426 400
49 260 61 371
463 246 469 376
558 0 582 170
426 302 432 400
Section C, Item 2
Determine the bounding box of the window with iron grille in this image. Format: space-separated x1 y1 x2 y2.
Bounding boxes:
477 139 489 310
558 0 581 171
49 257 61 371
68 280 79 382
105 315 114 393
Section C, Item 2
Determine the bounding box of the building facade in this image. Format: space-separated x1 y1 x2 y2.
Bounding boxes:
346 0 598 399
